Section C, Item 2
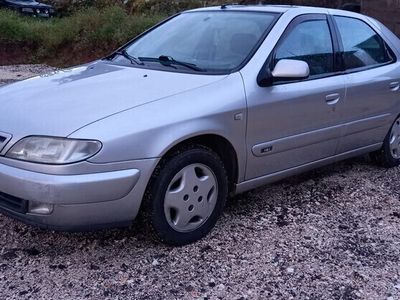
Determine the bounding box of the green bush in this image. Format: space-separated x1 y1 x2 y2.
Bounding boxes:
0 6 162 65
0 1 280 65
41 0 232 16
130 0 204 15
42 0 128 17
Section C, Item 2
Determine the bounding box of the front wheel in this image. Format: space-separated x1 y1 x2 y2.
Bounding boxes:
374 116 400 168
144 146 228 246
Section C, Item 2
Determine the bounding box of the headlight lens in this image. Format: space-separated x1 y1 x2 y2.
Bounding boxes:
6 137 102 164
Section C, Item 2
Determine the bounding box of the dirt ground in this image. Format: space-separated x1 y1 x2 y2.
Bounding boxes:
0 66 399 300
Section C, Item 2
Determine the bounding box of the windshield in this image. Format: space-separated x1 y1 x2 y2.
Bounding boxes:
122 11 278 73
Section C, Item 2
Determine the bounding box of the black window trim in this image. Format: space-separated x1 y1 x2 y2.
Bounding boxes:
332 15 397 75
257 13 398 87
258 13 342 86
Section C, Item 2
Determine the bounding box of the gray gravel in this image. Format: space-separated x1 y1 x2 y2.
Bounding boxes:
0 65 57 85
1 66 400 300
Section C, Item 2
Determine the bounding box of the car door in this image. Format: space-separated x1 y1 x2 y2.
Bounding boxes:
245 14 346 180
332 15 400 154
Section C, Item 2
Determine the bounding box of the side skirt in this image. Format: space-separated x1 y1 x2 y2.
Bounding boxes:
235 143 382 194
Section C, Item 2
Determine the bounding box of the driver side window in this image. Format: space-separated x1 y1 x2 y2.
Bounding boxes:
275 18 334 77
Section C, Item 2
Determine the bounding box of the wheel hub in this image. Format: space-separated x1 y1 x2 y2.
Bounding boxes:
163 163 218 233
390 118 400 159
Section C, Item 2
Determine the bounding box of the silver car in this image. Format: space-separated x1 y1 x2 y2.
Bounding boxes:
1 5 400 245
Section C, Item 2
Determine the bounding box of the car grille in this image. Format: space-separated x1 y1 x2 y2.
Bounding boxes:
0 132 12 153
0 192 28 214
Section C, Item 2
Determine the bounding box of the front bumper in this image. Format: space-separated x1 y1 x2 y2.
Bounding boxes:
4 5 56 18
18 7 56 18
0 158 159 230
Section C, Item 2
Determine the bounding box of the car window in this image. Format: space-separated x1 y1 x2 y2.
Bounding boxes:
334 16 392 70
275 19 334 76
124 12 277 73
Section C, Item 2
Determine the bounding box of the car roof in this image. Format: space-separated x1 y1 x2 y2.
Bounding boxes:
184 4 400 56
188 4 295 14
187 4 364 18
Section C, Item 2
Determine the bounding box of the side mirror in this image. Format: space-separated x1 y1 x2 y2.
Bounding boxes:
271 59 310 80
257 59 310 87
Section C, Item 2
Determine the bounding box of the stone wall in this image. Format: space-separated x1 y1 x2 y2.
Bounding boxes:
362 0 400 36
267 0 399 37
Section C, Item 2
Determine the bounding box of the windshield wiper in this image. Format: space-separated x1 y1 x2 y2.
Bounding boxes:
139 56 206 72
114 50 144 65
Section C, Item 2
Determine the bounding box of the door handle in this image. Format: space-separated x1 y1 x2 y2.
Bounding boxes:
325 93 341 105
390 82 400 92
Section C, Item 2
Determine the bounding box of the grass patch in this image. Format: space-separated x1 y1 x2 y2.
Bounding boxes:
0 7 163 66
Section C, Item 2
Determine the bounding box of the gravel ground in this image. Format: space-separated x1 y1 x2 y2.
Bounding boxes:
1 66 400 300
0 65 57 85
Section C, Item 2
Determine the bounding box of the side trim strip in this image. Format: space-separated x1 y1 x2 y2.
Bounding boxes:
252 124 342 157
343 113 391 136
252 113 391 157
237 143 381 194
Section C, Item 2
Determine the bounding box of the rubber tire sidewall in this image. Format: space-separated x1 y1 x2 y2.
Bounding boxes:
146 147 228 246
378 118 400 168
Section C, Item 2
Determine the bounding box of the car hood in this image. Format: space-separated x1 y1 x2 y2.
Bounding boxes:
0 61 227 139
5 0 51 7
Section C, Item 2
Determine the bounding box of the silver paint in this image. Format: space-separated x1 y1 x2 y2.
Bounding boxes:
271 59 310 79
0 5 399 229
163 163 218 233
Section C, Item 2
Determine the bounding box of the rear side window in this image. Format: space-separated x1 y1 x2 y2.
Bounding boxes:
334 16 393 70
275 19 334 76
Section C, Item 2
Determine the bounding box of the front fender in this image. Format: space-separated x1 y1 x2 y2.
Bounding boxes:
70 73 248 181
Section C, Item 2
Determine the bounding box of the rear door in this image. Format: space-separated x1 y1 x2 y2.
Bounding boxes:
245 14 346 180
333 15 400 154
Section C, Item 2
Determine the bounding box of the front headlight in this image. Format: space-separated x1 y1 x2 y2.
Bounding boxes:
6 136 102 164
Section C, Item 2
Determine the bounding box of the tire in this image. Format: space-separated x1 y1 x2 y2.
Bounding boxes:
144 145 228 246
374 116 400 168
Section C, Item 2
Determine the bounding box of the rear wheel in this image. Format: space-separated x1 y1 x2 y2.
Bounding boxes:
374 116 400 168
144 146 228 246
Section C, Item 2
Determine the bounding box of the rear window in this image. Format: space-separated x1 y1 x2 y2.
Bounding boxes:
334 16 393 70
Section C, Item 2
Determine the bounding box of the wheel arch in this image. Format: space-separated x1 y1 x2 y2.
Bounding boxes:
159 134 240 195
